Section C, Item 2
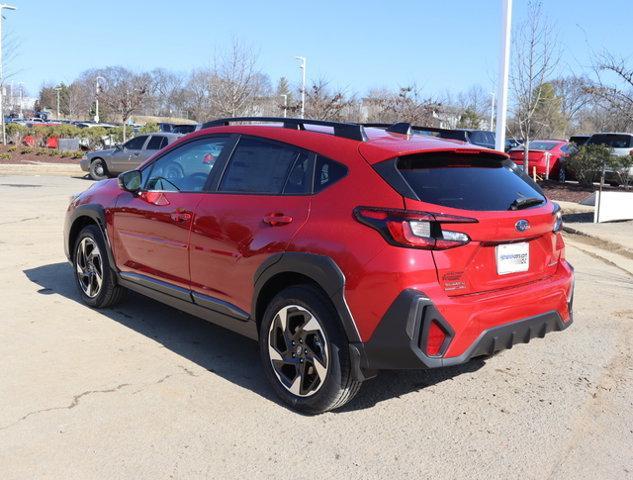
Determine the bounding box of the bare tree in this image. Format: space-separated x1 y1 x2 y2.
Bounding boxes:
303 80 354 120
96 67 152 140
585 53 633 129
550 75 592 133
365 85 440 125
183 68 214 121
150 68 187 118
209 40 269 117
510 0 559 169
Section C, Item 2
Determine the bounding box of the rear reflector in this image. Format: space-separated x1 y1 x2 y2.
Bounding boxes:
426 320 448 356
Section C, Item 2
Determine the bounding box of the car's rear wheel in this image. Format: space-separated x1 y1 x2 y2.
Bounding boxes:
89 158 108 180
73 225 124 308
259 285 362 414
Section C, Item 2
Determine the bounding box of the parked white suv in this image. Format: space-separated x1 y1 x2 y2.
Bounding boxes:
587 133 633 185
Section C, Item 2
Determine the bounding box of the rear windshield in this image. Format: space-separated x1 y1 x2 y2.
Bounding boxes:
468 131 495 147
528 141 558 151
588 134 633 149
437 130 468 142
397 155 545 211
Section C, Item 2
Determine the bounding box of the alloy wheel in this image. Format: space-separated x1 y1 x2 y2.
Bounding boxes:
75 237 104 298
267 305 329 397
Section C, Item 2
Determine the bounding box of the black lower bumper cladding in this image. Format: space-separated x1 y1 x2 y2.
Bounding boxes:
355 289 573 371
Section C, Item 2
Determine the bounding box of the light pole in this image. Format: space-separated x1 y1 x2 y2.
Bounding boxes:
489 91 496 131
295 56 306 119
94 76 106 123
54 85 62 119
280 94 287 118
0 3 16 145
494 0 512 152
17 82 22 118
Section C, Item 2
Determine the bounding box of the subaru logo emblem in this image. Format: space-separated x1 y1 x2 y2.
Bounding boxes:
515 220 530 232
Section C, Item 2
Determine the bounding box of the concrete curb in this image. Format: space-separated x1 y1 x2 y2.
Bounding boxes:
563 225 633 263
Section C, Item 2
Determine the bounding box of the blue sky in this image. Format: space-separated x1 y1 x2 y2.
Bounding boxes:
4 0 632 97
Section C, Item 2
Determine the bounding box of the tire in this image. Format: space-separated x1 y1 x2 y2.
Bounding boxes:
259 285 362 414
89 158 109 181
73 224 125 308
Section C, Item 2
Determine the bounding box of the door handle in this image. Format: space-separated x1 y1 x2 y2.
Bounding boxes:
170 212 192 223
263 213 293 226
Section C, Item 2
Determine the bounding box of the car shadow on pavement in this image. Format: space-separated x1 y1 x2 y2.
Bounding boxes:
24 262 486 413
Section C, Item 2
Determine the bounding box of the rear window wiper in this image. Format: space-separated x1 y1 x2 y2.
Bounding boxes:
508 196 544 210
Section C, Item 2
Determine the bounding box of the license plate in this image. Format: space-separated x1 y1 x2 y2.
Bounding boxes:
496 242 529 275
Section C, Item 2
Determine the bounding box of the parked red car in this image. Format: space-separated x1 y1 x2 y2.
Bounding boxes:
64 118 574 413
508 140 571 180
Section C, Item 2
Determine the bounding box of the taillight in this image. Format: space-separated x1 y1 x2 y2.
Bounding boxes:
425 320 448 356
353 207 476 250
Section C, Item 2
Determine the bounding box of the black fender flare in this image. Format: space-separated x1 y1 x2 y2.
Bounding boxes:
252 252 361 344
65 204 117 271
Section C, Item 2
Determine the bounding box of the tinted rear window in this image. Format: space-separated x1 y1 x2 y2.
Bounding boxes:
528 141 558 151
397 155 545 211
438 131 468 142
588 134 633 148
314 155 347 192
468 131 495 147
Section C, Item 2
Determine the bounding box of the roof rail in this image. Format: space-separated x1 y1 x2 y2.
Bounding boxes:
362 122 412 135
201 117 368 142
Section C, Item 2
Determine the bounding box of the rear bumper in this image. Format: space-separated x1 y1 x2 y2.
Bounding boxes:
79 158 90 172
355 262 574 371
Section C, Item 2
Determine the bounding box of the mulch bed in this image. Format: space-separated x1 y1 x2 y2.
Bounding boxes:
0 145 79 164
538 180 628 203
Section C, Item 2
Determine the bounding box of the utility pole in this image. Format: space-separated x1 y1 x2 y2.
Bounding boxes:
0 4 17 145
494 0 512 152
295 56 306 119
280 94 287 118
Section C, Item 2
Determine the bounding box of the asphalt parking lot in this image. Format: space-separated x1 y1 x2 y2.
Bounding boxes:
1 174 632 479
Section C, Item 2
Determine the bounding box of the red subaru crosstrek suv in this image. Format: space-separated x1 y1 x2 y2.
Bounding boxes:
64 118 574 413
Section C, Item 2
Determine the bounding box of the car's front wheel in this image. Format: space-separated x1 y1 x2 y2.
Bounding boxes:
73 225 124 308
259 285 362 414
89 158 108 181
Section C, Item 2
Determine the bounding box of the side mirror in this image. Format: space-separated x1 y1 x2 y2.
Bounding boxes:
118 170 142 193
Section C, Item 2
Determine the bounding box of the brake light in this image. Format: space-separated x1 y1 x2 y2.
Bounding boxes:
426 320 448 356
354 207 476 250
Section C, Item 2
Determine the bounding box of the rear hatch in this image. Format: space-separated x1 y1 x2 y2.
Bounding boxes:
509 149 546 165
381 151 561 296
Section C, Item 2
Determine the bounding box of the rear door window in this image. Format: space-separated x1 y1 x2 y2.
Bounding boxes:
124 136 148 150
396 154 545 211
146 135 167 150
219 137 302 194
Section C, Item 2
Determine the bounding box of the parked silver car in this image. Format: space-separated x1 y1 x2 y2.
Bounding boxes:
586 133 633 185
80 132 182 180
